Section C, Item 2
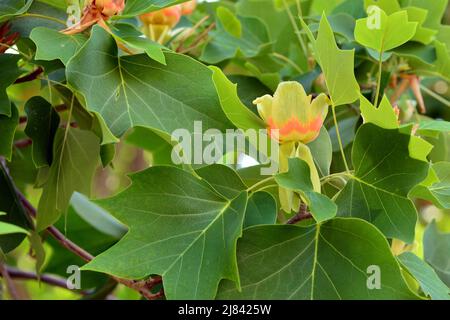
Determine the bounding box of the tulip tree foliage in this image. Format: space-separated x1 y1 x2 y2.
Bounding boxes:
0 0 449 301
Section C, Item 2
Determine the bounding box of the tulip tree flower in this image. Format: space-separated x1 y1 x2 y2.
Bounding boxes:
140 1 197 43
253 82 330 144
253 82 330 213
181 0 197 15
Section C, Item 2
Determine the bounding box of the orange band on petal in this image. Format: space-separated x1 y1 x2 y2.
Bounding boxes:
268 116 323 142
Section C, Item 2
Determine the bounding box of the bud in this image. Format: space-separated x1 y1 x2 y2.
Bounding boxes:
95 0 125 17
140 6 182 28
181 0 197 15
253 82 330 144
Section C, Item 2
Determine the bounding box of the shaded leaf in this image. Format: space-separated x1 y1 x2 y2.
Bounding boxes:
0 103 19 161
37 128 100 231
24 96 60 168
243 191 277 228
0 160 32 253
218 218 419 299
83 166 248 300
424 222 450 287
399 252 450 300
0 54 21 116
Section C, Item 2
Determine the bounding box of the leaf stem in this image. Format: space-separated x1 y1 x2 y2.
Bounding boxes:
282 0 308 59
420 84 450 108
17 13 67 26
271 52 304 73
331 103 350 173
374 51 384 107
246 177 275 193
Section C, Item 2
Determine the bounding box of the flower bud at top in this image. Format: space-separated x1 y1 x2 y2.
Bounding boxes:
181 0 197 15
95 0 125 17
253 82 330 144
139 6 182 28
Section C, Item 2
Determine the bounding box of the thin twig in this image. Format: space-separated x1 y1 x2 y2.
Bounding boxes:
0 262 21 300
2 156 164 300
3 266 89 295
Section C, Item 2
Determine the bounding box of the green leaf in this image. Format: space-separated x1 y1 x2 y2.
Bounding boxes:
335 124 429 243
404 7 438 45
110 23 166 65
70 192 127 239
424 222 450 287
0 160 32 253
364 0 401 15
417 120 450 138
125 126 177 166
210 66 265 131
201 15 271 64
0 54 21 116
0 220 29 236
399 252 450 300
0 0 33 21
37 128 100 231
360 95 398 129
275 158 337 223
83 166 248 300
244 192 277 228
24 96 60 168
410 162 450 209
0 103 19 161
218 218 419 299
216 6 242 38
196 164 247 199
66 26 232 138
301 14 360 106
30 27 87 65
120 0 188 17
308 127 332 177
354 9 417 53
399 0 449 29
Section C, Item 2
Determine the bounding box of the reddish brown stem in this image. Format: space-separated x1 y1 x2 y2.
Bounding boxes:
286 204 313 225
14 67 44 84
3 266 89 295
14 138 32 149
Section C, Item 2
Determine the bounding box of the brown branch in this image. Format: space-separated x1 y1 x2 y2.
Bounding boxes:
2 156 164 300
17 190 163 300
2 266 89 295
0 262 21 300
17 193 94 262
14 67 44 84
286 203 313 225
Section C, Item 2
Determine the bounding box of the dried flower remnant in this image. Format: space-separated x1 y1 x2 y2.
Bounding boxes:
0 22 19 54
62 0 125 35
